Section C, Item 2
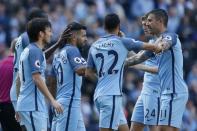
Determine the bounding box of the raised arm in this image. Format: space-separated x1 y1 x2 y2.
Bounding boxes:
44 27 72 59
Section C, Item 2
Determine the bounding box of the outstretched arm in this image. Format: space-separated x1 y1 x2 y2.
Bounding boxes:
125 51 151 67
130 64 158 74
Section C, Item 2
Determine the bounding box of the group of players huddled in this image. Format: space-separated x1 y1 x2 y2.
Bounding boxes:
10 7 188 131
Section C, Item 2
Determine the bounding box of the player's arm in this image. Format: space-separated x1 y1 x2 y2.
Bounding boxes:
125 50 154 67
29 49 63 114
67 47 87 76
85 48 98 83
16 73 21 98
47 75 57 98
130 64 158 74
121 37 162 54
127 50 136 57
44 27 72 59
141 42 161 53
32 73 63 113
85 68 98 83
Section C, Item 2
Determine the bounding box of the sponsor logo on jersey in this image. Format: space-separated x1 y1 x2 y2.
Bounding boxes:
35 60 40 68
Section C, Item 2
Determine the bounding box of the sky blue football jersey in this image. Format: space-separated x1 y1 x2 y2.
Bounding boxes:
17 43 47 112
142 39 161 96
156 32 188 94
52 44 86 107
10 32 29 101
87 34 143 100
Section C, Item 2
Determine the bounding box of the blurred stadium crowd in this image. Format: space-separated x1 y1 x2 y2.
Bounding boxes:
0 0 197 131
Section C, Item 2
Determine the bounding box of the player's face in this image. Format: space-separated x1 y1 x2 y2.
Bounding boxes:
43 27 52 45
76 29 87 48
146 14 161 35
141 17 150 36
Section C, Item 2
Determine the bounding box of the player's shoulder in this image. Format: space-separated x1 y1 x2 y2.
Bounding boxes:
162 32 178 40
28 43 42 54
20 32 29 42
63 44 77 50
63 44 80 55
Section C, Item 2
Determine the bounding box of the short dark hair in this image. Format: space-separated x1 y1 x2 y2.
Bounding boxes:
104 13 120 32
27 18 51 42
141 14 148 22
27 8 48 21
148 9 168 27
67 22 86 31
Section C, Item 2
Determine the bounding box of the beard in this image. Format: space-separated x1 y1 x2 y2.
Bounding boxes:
42 38 50 48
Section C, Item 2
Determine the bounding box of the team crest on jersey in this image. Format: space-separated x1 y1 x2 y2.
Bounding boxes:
35 60 40 68
74 57 82 63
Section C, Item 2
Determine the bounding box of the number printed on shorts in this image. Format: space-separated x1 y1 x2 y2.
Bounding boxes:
160 109 167 119
145 108 156 119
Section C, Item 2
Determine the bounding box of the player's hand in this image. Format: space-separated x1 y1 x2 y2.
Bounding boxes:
51 100 63 114
153 37 163 54
158 41 171 51
154 45 162 54
15 112 20 122
57 26 72 44
118 31 125 37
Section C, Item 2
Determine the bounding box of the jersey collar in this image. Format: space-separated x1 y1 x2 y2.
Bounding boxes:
101 34 117 38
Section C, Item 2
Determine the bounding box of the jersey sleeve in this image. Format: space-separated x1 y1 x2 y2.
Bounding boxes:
67 46 87 71
29 48 43 74
120 37 144 51
22 33 30 49
87 48 95 69
162 33 177 47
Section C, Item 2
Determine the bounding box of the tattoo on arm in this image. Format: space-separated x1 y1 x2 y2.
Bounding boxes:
161 40 172 51
127 51 136 57
125 51 149 66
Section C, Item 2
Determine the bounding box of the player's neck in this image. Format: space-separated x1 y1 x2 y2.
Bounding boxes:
155 27 167 37
36 40 45 49
69 39 77 46
107 30 119 36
